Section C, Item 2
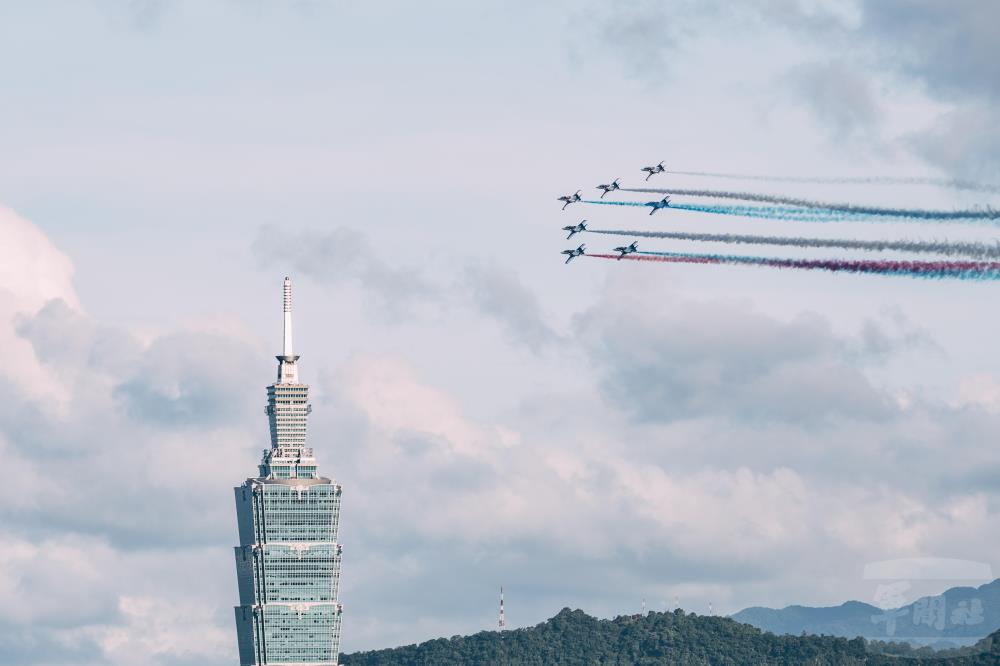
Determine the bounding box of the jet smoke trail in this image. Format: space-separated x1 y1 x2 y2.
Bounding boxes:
585 229 1000 260
583 199 866 222
671 171 1000 195
619 189 1000 221
585 252 1000 281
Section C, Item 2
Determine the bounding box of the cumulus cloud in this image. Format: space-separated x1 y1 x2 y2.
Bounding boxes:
0 534 232 666
113 330 260 427
0 536 120 627
16 299 136 377
860 0 1000 102
578 1 780 81
786 60 881 140
763 1 1000 177
252 225 439 318
95 0 171 31
851 1 1000 177
316 343 1000 649
575 290 893 425
0 205 78 312
3 301 261 545
94 595 231 666
462 264 560 351
591 0 688 75
587 0 1000 176
0 205 80 402
956 374 1000 413
255 226 564 352
0 207 264 663
908 105 1000 182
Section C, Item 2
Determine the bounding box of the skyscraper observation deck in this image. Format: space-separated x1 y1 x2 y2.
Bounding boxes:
234 277 344 665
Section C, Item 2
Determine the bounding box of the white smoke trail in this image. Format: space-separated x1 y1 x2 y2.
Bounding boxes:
585 229 1000 259
671 171 1000 195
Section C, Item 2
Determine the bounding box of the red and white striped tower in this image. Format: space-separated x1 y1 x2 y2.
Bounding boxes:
499 586 505 631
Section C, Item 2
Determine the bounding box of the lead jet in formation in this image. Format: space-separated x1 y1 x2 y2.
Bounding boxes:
561 244 586 264
640 161 666 181
557 190 582 210
596 178 621 198
645 195 671 215
613 241 638 259
562 220 588 239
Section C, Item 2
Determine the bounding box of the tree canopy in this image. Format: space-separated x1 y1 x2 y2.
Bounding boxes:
341 607 1000 665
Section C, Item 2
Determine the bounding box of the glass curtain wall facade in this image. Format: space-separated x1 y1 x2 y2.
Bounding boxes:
234 277 343 665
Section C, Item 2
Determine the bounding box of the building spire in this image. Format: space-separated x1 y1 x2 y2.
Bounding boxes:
283 276 293 358
276 276 300 383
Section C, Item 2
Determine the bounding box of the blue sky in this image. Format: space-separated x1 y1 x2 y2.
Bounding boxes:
1 1 999 664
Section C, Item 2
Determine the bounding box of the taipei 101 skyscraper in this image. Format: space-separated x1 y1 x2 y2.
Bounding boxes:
233 277 344 665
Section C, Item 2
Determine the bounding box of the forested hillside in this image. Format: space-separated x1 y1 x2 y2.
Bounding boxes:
340 607 1000 665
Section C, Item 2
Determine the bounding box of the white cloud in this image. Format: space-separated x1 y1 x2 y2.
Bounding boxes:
956 374 1000 412
0 205 79 403
94 596 231 665
341 355 519 460
0 535 117 627
0 209 245 663
0 205 78 313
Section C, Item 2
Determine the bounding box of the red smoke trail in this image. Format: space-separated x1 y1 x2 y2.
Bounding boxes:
585 253 1000 280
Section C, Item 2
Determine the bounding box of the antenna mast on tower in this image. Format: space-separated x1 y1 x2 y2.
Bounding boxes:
499 586 505 631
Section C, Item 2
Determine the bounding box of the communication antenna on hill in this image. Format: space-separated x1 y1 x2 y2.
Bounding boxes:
641 598 646 615
674 594 680 610
708 601 714 616
499 586 506 631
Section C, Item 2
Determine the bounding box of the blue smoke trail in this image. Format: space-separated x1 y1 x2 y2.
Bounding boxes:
581 199 861 222
582 199 1000 225
582 200 645 207
673 203 858 222
620 189 1000 221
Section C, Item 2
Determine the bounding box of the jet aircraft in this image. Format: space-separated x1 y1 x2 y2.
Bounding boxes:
562 220 588 239
613 241 638 259
596 178 621 198
561 244 586 264
557 190 582 210
646 196 671 215
640 161 666 181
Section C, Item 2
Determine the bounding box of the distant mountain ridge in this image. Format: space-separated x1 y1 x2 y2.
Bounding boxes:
732 578 1000 646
